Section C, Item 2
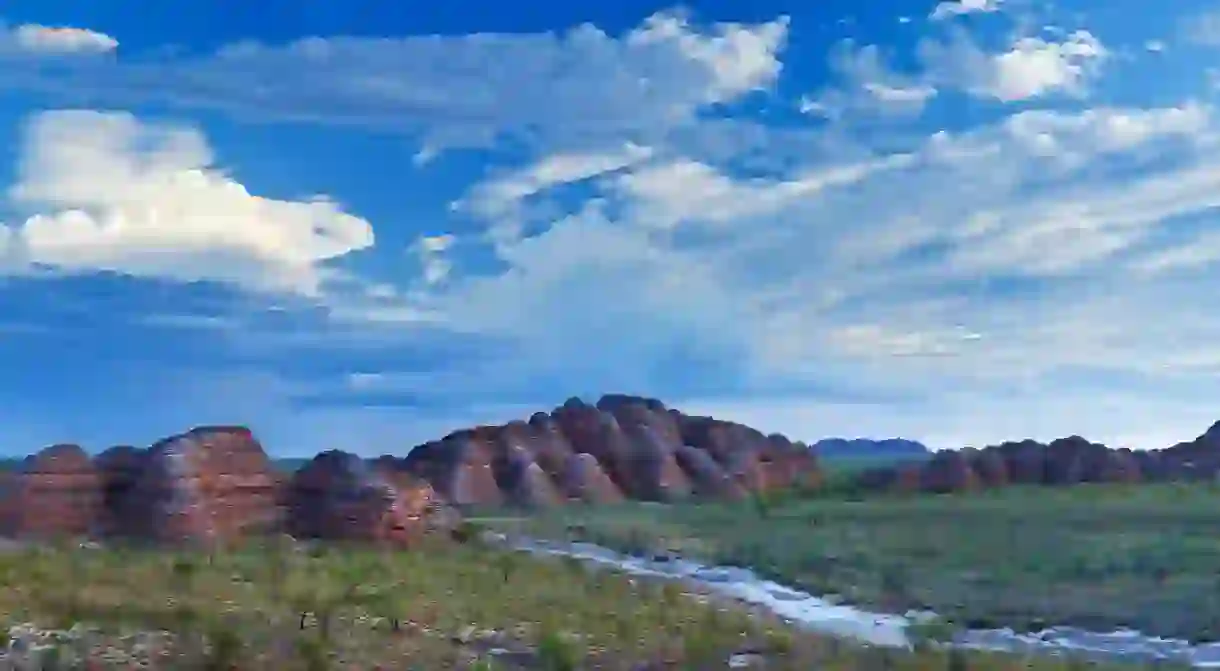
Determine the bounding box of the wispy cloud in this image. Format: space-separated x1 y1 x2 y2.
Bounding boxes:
1182 8 1220 46
4 3 1220 450
0 12 789 157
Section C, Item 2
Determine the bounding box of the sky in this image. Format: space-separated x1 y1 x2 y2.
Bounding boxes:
1 0 1220 455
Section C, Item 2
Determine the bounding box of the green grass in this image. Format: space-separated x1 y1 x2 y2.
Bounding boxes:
483 482 1220 643
0 532 1159 669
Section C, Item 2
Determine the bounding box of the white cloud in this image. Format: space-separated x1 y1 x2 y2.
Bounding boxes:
607 153 914 230
1001 102 1210 161
455 143 655 240
917 29 1108 102
806 28 1108 119
1 110 374 296
4 23 117 55
1183 9 1220 47
9 9 1220 451
628 12 788 104
420 96 1220 422
410 234 456 286
802 42 942 118
0 12 789 158
983 31 1107 101
929 0 1003 22
1133 230 1220 274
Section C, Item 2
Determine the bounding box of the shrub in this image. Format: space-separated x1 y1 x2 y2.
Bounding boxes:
535 627 582 671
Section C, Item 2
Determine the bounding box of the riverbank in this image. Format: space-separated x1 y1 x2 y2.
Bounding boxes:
492 531 1220 667
479 483 1220 643
0 533 1163 669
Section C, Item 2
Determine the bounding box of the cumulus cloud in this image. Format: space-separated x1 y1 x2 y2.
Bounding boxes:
1 110 374 296
929 0 1003 21
3 23 118 55
980 31 1108 101
804 26 1108 119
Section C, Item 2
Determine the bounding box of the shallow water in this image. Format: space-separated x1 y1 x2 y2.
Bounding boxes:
504 535 1220 668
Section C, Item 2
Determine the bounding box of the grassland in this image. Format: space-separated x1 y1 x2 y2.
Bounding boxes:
0 531 1165 669
484 482 1220 644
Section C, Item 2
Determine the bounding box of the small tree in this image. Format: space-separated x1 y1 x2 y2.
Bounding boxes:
751 490 772 519
493 551 519 584
200 616 246 671
536 626 582 671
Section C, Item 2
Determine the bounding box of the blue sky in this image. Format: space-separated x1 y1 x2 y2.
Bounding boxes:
2 0 1220 455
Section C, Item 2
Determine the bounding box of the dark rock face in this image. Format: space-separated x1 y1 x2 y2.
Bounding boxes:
94 445 145 537
552 402 636 494
848 422 1220 493
673 444 747 500
400 432 503 508
396 395 823 506
0 394 822 544
618 423 693 502
114 427 280 545
560 453 625 503
919 450 980 494
996 440 1048 485
678 417 768 492
284 450 449 547
491 424 564 508
965 447 1009 487
15 400 1220 545
9 444 101 539
1157 423 1220 480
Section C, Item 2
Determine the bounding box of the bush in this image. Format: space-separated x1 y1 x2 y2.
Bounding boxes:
535 627 582 671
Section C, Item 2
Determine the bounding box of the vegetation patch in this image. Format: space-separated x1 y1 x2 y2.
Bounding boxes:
0 533 1157 669
484 483 1220 643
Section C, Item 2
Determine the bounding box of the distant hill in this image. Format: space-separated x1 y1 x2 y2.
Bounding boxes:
270 458 310 473
811 438 931 465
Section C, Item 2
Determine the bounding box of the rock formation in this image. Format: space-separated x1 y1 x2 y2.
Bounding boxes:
284 451 450 546
848 421 1220 494
5 444 101 539
920 450 981 493
13 395 1220 543
399 431 503 508
93 445 144 537
0 394 824 543
560 452 625 503
111 427 280 545
963 447 1008 488
397 395 823 508
491 423 565 508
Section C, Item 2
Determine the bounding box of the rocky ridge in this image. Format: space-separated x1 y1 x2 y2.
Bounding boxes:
852 422 1220 493
0 395 822 546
